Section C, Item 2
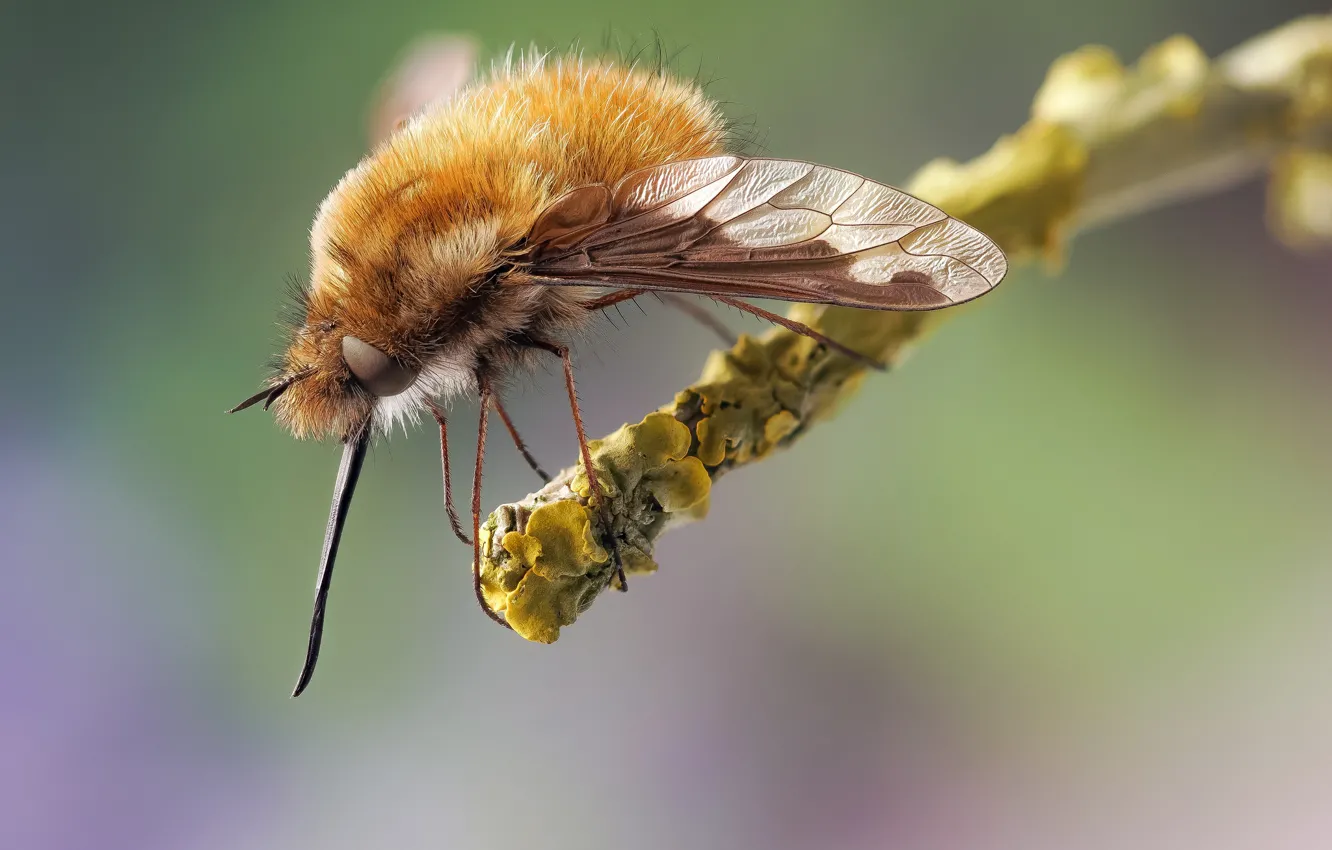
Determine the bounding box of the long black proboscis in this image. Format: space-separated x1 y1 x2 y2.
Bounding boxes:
290 422 372 697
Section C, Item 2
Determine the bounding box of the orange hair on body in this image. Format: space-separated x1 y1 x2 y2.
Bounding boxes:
276 54 727 439
231 44 1012 697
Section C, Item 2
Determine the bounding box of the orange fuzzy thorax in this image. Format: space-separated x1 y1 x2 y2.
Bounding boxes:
275 55 728 438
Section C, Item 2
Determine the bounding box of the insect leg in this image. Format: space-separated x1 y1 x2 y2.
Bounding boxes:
471 376 513 629
493 396 551 483
427 402 472 546
582 288 645 311
584 288 736 345
521 338 628 592
711 296 887 371
655 293 737 346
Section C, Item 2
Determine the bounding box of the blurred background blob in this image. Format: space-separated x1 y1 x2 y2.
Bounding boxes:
3 1 1332 848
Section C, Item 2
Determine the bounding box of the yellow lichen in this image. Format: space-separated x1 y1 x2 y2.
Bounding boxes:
643 456 710 512
491 499 608 642
762 410 799 448
478 15 1332 644
1269 148 1332 246
694 416 729 467
619 546 661 575
572 411 694 493
909 121 1087 267
484 411 721 640
1031 45 1126 125
501 529 542 569
1291 49 1332 133
509 500 608 578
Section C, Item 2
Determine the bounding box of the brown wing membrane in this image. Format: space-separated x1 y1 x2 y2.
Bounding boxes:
525 156 1007 311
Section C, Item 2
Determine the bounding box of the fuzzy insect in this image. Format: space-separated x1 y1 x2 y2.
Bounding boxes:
230 46 1008 696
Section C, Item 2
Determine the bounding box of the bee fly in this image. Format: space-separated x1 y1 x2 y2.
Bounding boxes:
230 48 1007 695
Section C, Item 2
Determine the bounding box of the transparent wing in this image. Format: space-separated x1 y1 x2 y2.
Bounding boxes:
526 156 1008 311
368 35 478 145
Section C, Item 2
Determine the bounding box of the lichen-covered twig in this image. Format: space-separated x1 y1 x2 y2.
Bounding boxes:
478 15 1332 643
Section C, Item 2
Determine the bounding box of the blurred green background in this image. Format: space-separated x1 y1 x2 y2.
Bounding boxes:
5 1 1332 848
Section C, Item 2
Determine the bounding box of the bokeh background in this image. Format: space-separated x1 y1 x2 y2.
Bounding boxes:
5 1 1332 848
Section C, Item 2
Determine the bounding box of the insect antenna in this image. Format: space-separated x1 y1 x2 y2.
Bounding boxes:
290 417 372 697
226 373 298 414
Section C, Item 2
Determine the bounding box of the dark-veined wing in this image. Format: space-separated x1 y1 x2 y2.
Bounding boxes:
524 156 1007 311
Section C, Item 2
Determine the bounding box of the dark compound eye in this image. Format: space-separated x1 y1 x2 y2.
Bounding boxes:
341 335 419 397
